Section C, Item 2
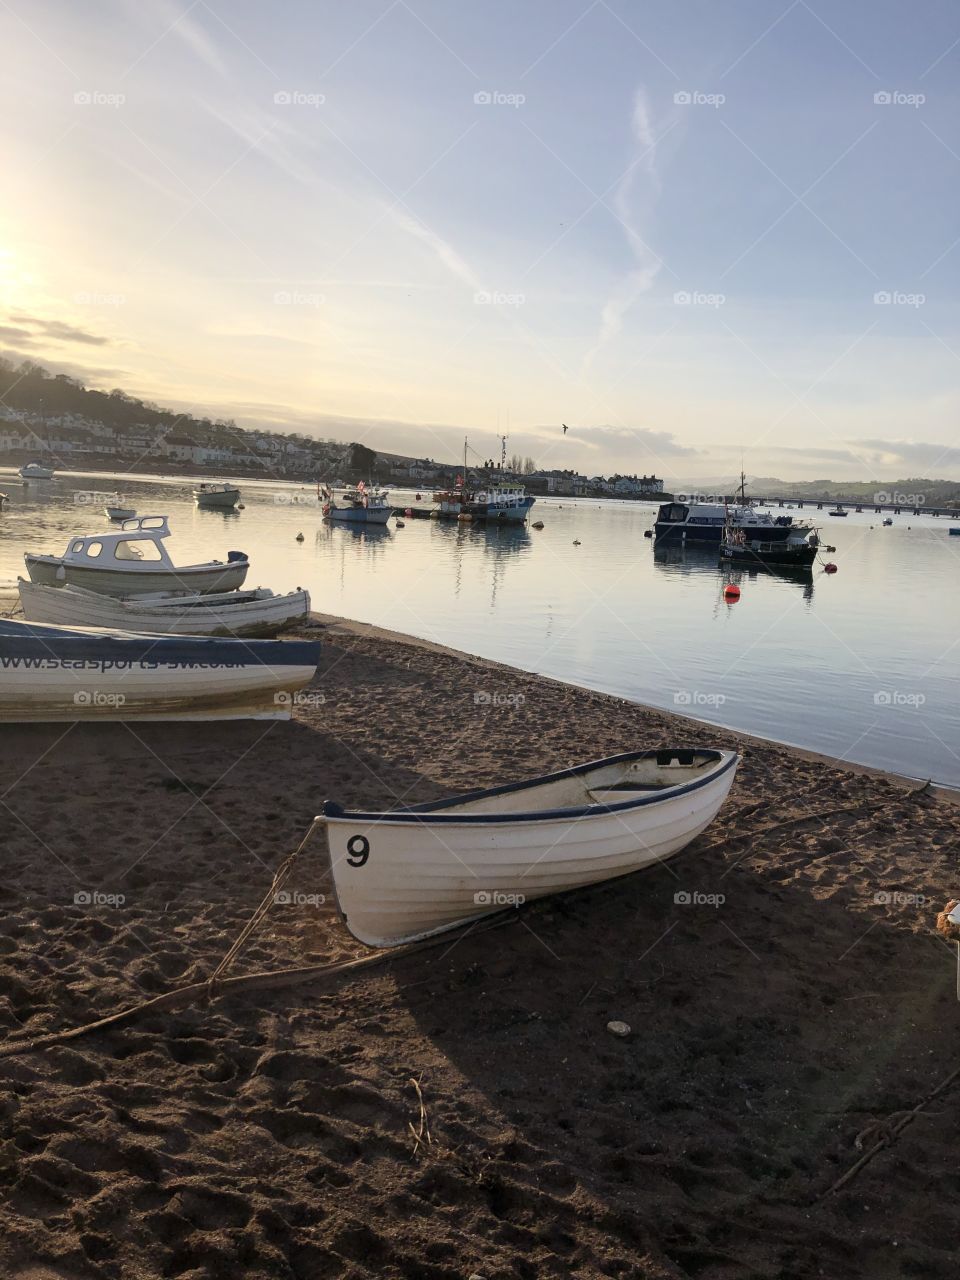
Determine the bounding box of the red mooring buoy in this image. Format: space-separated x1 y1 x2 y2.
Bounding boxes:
723 584 741 601
824 562 838 574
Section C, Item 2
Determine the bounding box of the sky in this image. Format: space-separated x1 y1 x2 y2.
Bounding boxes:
1 0 959 485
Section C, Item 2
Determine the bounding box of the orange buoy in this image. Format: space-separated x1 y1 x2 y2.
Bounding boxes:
824 562 838 574
723 584 740 601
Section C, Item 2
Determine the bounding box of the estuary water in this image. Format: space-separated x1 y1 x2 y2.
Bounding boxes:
2 468 958 787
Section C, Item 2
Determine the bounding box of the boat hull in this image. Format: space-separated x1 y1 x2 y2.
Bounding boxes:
324 749 738 947
24 555 249 596
196 489 240 509
655 521 802 545
0 619 320 721
719 543 817 567
325 506 392 524
18 580 311 637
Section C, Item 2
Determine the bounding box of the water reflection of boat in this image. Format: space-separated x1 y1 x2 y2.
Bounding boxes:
653 540 814 594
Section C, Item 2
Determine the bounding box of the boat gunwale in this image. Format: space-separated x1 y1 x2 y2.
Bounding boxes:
322 748 738 824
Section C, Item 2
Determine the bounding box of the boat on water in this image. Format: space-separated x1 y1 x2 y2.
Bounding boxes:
24 515 249 596
324 747 739 947
0 618 320 722
883 517 893 526
18 580 310 637
105 498 136 521
195 482 241 510
19 461 54 480
321 482 392 525
719 522 819 568
654 475 813 547
827 506 848 517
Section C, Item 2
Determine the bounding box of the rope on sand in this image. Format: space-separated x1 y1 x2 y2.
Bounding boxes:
819 896 960 1198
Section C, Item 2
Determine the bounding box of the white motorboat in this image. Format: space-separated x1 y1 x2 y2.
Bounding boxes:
18 579 311 637
195 482 241 510
24 515 249 596
19 461 55 480
323 747 739 947
0 618 320 722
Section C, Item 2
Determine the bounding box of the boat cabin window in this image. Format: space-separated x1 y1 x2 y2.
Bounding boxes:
84 541 104 558
114 538 162 562
138 517 166 530
70 540 84 553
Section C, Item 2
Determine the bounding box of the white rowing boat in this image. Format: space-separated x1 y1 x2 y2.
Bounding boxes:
17 579 311 637
323 747 739 947
195 482 241 510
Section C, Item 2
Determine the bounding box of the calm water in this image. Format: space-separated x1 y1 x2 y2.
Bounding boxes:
2 468 959 786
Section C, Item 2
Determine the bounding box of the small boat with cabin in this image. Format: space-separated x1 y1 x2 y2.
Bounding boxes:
19 461 54 480
195 482 241 510
24 515 249 596
323 747 739 947
654 473 813 546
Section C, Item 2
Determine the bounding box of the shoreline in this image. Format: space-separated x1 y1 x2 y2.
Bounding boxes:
1 607 959 1274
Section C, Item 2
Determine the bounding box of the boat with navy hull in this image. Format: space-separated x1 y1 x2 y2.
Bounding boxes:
654 472 813 546
0 618 320 722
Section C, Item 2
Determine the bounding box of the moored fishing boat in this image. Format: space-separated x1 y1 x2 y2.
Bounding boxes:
719 520 819 568
324 747 739 947
0 618 320 721
105 497 136 521
321 482 392 525
827 506 848 517
19 461 54 480
195 482 241 510
24 515 249 596
17 580 311 637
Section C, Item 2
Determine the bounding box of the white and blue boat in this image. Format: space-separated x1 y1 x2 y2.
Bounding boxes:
321 484 392 525
0 618 320 721
323 747 739 947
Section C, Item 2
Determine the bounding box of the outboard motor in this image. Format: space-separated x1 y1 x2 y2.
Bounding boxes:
227 550 247 563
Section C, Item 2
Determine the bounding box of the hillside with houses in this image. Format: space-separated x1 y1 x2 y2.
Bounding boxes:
0 358 667 499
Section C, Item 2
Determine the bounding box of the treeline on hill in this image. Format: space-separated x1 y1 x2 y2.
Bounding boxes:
749 474 960 507
0 357 242 439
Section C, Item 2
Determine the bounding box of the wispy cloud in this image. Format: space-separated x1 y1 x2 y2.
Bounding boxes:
583 89 663 372
389 208 484 293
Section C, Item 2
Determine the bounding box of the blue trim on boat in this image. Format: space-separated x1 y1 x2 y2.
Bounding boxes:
322 748 738 824
0 618 320 668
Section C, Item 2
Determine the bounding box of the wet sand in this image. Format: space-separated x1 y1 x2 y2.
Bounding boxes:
1 613 959 1278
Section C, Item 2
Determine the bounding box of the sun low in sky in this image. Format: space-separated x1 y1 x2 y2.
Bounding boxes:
1 0 959 484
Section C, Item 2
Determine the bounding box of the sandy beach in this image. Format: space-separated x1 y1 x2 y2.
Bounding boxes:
1 613 959 1278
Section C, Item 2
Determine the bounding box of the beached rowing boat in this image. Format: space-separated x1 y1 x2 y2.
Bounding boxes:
17 579 311 637
0 618 320 721
323 747 739 947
